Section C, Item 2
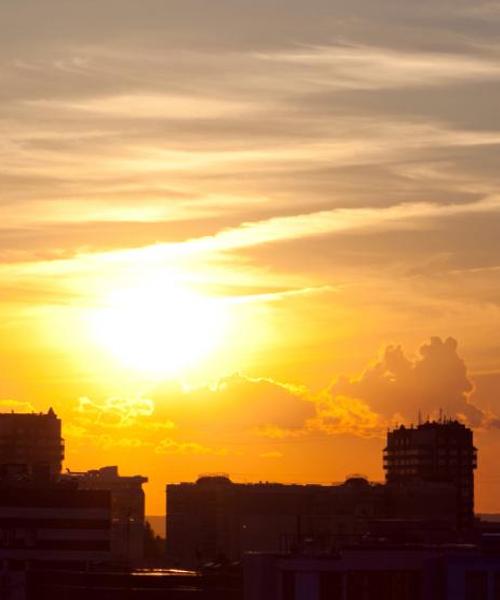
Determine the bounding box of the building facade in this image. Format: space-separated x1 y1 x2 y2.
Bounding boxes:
384 420 477 529
0 481 111 568
166 475 457 566
244 547 500 600
68 466 148 565
0 409 64 479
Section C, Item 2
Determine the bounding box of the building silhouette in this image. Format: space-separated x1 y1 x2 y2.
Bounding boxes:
166 421 479 566
0 479 110 568
67 466 148 565
383 420 477 529
166 473 458 566
0 410 112 573
244 545 500 600
0 409 245 599
0 408 64 479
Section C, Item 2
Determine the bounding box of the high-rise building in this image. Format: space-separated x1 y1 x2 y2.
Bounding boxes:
0 408 64 478
383 420 477 529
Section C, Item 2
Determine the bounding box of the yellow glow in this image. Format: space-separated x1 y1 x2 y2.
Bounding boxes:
87 277 230 378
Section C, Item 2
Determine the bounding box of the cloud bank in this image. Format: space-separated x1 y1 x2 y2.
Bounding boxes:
66 338 496 456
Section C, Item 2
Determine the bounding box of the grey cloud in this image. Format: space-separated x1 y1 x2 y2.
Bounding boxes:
2 0 500 329
296 80 500 133
2 0 499 55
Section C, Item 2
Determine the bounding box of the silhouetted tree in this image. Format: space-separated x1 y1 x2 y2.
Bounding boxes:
143 520 165 560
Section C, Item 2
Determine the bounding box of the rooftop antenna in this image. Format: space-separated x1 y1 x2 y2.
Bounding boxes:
439 408 443 423
418 410 422 426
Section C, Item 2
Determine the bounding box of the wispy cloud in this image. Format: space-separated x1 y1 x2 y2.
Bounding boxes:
27 94 258 120
172 196 500 256
257 45 500 90
155 438 230 456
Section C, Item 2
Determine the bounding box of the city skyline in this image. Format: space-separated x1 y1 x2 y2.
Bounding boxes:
1 0 500 515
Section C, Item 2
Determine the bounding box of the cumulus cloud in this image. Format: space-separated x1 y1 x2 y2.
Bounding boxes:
64 337 494 458
64 374 313 456
246 336 497 440
311 393 384 437
328 336 492 428
77 395 155 427
253 337 497 438
151 373 315 433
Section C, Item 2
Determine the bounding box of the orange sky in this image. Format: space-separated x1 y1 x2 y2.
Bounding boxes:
1 0 500 514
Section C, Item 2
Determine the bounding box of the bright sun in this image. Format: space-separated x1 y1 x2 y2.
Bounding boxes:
87 277 230 377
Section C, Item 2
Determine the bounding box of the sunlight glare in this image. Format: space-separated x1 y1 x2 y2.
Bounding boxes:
87 278 230 378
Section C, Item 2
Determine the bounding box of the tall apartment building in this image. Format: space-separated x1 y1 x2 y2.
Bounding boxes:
68 466 148 565
0 408 64 478
383 420 477 530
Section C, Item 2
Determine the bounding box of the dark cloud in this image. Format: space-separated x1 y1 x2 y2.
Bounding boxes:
2 0 500 265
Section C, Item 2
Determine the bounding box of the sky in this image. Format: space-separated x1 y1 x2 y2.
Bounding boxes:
1 0 500 515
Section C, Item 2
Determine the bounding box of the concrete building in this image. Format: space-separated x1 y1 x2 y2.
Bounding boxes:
384 420 477 529
244 546 500 600
68 466 148 565
165 423 476 566
0 409 64 479
166 475 457 566
0 480 111 568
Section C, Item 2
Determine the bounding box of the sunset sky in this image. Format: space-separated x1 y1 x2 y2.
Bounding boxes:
2 0 500 514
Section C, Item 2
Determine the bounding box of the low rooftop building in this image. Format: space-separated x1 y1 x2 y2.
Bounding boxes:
67 466 148 565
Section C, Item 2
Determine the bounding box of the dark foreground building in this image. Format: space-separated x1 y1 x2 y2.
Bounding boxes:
66 466 148 565
244 545 500 600
166 474 458 566
0 479 111 569
19 567 242 600
0 410 110 570
384 420 477 529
